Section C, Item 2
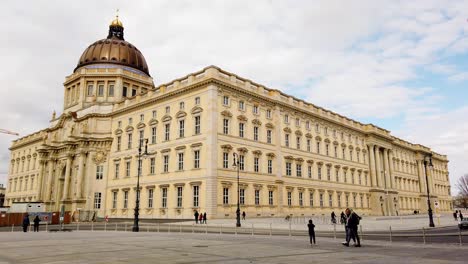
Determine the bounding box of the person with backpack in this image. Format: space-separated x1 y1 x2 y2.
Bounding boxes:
342 208 361 247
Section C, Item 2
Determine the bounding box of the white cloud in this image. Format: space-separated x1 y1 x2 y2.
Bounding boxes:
448 72 468 81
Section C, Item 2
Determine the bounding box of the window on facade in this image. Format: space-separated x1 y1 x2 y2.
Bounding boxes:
223 119 229 134
123 191 129 208
179 102 185 110
253 127 259 141
326 144 330 156
306 121 310 129
139 130 144 147
112 191 117 209
165 106 170 114
118 121 122 128
316 142 321 154
255 189 260 205
163 155 169 172
284 114 289 123
239 123 244 138
193 185 199 207
254 157 259 172
335 169 339 182
150 158 155 175
223 153 229 169
308 165 312 178
96 165 103 180
138 159 143 175
87 83 94 96
129 117 133 125
151 127 157 144
178 153 184 171
307 139 311 152
179 119 185 138
240 189 245 205
269 191 274 205
296 137 301 149
342 148 346 159
310 192 314 207
349 150 353 161
316 123 320 133
165 124 170 141
286 162 292 176
327 167 331 181
223 188 229 204
295 118 300 126
194 116 201 135
338 194 342 208
299 192 303 206
285 134 290 147
94 192 102 209
125 161 131 177
357 151 360 163
346 195 349 207
132 89 137 96
239 155 245 171
108 83 114 97
334 146 338 158
117 136 121 151
296 164 302 177
223 96 229 106
358 172 362 185
127 133 133 149
287 191 292 206
253 105 259 114
266 109 271 119
318 167 322 180
267 159 273 174
146 189 153 208
344 171 347 183
162 188 167 208
319 193 324 207
177 187 183 207
194 150 200 169
267 130 272 144
240 100 246 110
329 194 333 207
140 114 144 122
122 86 128 97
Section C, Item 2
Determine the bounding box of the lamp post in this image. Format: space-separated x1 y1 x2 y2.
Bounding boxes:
133 138 150 232
423 154 435 228
232 152 241 227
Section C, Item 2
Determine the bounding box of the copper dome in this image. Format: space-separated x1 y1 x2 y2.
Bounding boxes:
74 17 150 76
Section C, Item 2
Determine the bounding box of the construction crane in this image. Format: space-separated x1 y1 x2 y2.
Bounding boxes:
0 129 19 136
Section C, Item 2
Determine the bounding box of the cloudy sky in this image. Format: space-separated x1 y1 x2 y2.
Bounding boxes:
0 0 467 193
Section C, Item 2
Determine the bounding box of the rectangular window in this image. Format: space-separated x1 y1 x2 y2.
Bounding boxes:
108 83 114 97
194 116 201 135
125 161 131 177
178 153 184 170
117 136 121 151
165 106 170 114
112 191 117 209
195 97 200 105
239 123 244 138
327 167 331 181
253 126 259 141
318 167 322 180
179 102 185 110
94 192 101 209
139 130 144 147
285 134 290 147
329 194 333 207
165 124 170 141
163 155 169 172
122 86 128 97
319 193 324 207
114 163 120 179
334 146 338 158
344 171 347 183
316 124 320 133
179 119 185 138
299 192 303 206
316 142 320 154
240 189 245 205
97 83 104 96
151 127 157 144
266 109 271 118
296 137 301 149
127 133 132 149
287 191 292 206
296 164 302 177
286 162 292 176
140 114 145 122
307 139 311 152
326 144 329 156
267 159 273 174
308 165 312 178
152 110 157 118
223 119 229 134
138 159 142 175
223 188 229 204
87 83 94 96
338 194 342 208
123 191 128 208
254 157 259 172
162 188 167 208
148 189 154 208
284 114 289 123
255 189 260 205
223 96 229 105
239 155 245 171
269 191 274 205
150 158 155 174
346 195 349 207
349 150 353 161
194 150 200 169
253 105 259 114
223 153 229 169
267 130 272 144
239 100 245 110
96 165 103 180
193 185 199 207
310 192 314 207
177 186 183 207
335 169 339 182
296 118 300 126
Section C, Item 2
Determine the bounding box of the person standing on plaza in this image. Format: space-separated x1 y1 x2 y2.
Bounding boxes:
340 211 346 224
199 213 203 223
331 211 336 224
342 208 361 247
33 215 41 232
307 219 316 245
22 214 30 232
460 212 464 220
242 211 246 220
203 212 207 224
194 210 199 224
453 210 458 221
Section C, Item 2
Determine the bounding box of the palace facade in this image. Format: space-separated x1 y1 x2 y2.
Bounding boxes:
4 17 452 220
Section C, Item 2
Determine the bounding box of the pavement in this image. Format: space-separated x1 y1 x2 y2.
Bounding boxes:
0 231 465 264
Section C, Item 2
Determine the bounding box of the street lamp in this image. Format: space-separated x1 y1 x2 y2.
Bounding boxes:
133 138 150 232
423 154 435 228
232 152 241 227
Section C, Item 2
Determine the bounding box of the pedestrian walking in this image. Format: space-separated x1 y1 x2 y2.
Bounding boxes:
194 210 199 224
453 210 458 221
199 213 203 223
340 211 346 224
203 212 207 224
22 214 30 232
331 211 336 224
242 211 246 220
33 215 41 232
307 220 316 245
460 212 464 220
342 208 361 247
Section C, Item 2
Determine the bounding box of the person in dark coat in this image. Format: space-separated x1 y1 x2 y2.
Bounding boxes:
203 212 207 224
307 219 316 245
340 211 346 224
194 210 199 224
33 216 41 232
242 211 246 220
460 212 464 220
342 208 361 247
22 214 30 232
331 211 336 224
199 213 203 223
453 211 458 221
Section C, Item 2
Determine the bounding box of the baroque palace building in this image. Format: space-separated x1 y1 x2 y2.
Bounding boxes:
5 17 452 220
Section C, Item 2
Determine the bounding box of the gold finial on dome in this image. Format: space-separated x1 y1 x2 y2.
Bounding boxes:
110 9 123 27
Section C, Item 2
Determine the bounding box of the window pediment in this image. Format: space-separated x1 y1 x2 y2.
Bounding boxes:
137 122 146 129
252 119 262 125
114 128 123 135
265 122 275 129
162 115 172 122
176 111 187 119
305 133 312 138
221 110 233 117
295 130 302 136
125 126 134 133
237 115 248 122
191 106 203 115
148 118 158 126
283 127 292 133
